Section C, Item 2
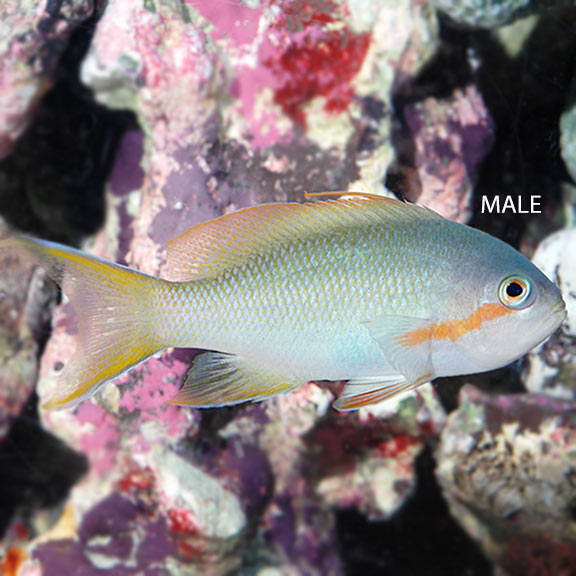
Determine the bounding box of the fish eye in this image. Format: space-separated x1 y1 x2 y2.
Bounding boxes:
498 276 533 309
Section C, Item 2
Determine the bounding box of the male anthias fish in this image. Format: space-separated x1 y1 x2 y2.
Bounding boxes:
0 194 566 411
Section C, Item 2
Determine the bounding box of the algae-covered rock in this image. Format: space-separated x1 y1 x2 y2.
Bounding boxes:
401 85 493 223
0 221 56 431
561 84 576 183
524 228 576 399
19 1 446 573
436 385 576 575
308 385 446 520
0 0 93 159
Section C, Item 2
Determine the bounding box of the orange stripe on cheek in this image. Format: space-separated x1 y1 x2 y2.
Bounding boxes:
400 303 513 347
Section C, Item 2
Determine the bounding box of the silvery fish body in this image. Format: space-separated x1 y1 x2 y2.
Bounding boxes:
1 195 566 411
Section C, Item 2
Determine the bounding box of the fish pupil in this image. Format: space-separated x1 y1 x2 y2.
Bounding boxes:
506 281 524 298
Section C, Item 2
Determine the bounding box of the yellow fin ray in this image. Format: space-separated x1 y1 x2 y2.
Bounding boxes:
167 352 305 407
0 237 163 410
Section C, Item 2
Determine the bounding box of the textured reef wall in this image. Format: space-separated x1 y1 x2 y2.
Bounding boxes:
0 1 575 575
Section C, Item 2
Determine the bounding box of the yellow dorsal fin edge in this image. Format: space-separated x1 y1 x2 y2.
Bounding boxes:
164 193 440 282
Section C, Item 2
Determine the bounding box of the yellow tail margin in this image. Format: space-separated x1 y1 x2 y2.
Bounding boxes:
0 237 163 410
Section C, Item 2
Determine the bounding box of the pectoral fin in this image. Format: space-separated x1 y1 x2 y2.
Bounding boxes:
334 374 432 411
167 352 305 408
364 315 436 384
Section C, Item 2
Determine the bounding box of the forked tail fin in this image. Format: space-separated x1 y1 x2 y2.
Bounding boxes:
0 237 164 410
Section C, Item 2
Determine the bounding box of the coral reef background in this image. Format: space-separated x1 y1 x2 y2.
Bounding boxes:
0 1 575 575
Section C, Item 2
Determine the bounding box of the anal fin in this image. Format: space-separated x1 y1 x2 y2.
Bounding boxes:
333 374 432 411
167 352 305 408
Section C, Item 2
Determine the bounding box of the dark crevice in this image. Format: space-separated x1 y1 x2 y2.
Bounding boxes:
0 6 138 246
469 8 576 246
0 394 88 538
337 446 493 576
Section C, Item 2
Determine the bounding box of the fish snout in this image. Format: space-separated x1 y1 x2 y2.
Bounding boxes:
555 298 568 324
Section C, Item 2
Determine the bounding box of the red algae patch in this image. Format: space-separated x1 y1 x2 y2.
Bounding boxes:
266 30 371 126
265 0 371 126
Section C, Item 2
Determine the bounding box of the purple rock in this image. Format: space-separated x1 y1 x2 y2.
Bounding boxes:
402 86 494 223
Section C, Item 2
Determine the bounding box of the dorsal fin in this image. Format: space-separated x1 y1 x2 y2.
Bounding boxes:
164 195 442 281
304 190 398 201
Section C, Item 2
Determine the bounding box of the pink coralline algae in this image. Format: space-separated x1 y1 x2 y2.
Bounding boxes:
188 0 264 46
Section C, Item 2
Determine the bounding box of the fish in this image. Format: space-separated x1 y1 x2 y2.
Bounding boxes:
0 194 566 411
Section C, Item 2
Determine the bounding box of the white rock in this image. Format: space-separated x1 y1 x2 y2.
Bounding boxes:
532 227 576 337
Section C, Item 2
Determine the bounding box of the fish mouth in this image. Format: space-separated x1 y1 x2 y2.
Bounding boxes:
528 300 567 351
532 299 566 338
555 298 567 317
549 299 567 330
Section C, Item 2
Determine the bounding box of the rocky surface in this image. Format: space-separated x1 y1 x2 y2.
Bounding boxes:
0 223 48 432
400 85 493 222
561 90 576 185
10 1 455 574
436 385 576 576
309 385 446 520
430 0 574 29
0 0 93 160
524 228 576 400
1 1 576 575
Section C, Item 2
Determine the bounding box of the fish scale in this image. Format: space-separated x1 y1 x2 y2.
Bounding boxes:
158 217 481 376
